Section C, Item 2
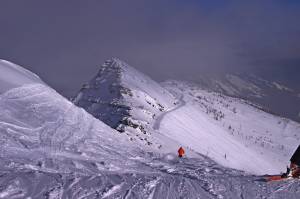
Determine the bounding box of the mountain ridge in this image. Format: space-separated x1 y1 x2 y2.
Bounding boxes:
73 58 300 174
0 59 300 198
73 58 176 147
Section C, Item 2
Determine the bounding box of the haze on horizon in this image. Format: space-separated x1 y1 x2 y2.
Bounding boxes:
0 0 299 97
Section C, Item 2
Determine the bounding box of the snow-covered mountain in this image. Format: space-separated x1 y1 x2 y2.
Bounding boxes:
74 58 300 175
192 73 300 122
0 59 148 173
73 58 176 147
1 59 300 198
0 60 148 197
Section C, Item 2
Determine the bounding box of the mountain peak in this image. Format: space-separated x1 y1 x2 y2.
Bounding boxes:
100 57 129 70
73 59 175 146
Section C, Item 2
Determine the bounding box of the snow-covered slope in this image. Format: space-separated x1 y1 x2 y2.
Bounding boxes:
1 60 300 198
73 58 176 147
0 84 141 172
73 58 300 175
160 81 300 174
0 61 145 197
0 60 45 94
0 60 140 173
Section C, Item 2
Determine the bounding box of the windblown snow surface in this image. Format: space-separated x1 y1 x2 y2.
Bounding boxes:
0 60 45 94
0 60 300 198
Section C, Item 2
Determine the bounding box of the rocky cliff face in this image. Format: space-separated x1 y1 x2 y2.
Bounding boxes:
73 58 175 146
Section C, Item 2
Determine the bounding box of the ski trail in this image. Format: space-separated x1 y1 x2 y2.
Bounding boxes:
153 95 186 130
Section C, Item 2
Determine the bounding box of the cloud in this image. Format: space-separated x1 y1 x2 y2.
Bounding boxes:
0 0 299 95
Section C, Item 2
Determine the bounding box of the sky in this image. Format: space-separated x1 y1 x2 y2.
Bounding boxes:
0 0 300 96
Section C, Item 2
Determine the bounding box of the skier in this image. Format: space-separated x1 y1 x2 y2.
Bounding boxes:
288 163 300 178
263 145 300 182
178 147 185 158
289 145 300 178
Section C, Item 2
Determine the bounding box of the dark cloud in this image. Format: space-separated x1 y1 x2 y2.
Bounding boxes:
0 0 300 96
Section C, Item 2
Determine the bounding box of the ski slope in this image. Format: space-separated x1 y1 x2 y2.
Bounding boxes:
159 81 300 175
0 59 300 198
74 58 300 175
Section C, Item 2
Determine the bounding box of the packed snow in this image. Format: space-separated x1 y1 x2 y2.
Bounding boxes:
0 59 300 198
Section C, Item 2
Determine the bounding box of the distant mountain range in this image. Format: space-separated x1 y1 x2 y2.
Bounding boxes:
192 73 300 122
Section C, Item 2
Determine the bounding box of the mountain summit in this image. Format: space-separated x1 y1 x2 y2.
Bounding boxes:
74 58 300 175
73 58 176 146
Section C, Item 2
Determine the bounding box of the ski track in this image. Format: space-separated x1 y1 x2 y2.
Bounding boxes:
153 95 186 130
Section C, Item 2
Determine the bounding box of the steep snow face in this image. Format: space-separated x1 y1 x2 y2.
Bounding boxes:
74 58 176 147
0 60 45 93
160 81 300 175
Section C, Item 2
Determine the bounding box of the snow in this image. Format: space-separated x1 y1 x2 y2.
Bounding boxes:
102 183 124 198
159 103 275 174
225 74 263 98
0 84 139 171
0 59 300 198
159 81 300 175
160 81 300 174
74 58 300 175
74 58 176 147
204 75 264 98
197 74 300 123
0 60 45 94
214 79 240 96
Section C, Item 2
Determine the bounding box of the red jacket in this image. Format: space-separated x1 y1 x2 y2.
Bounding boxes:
178 147 185 157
